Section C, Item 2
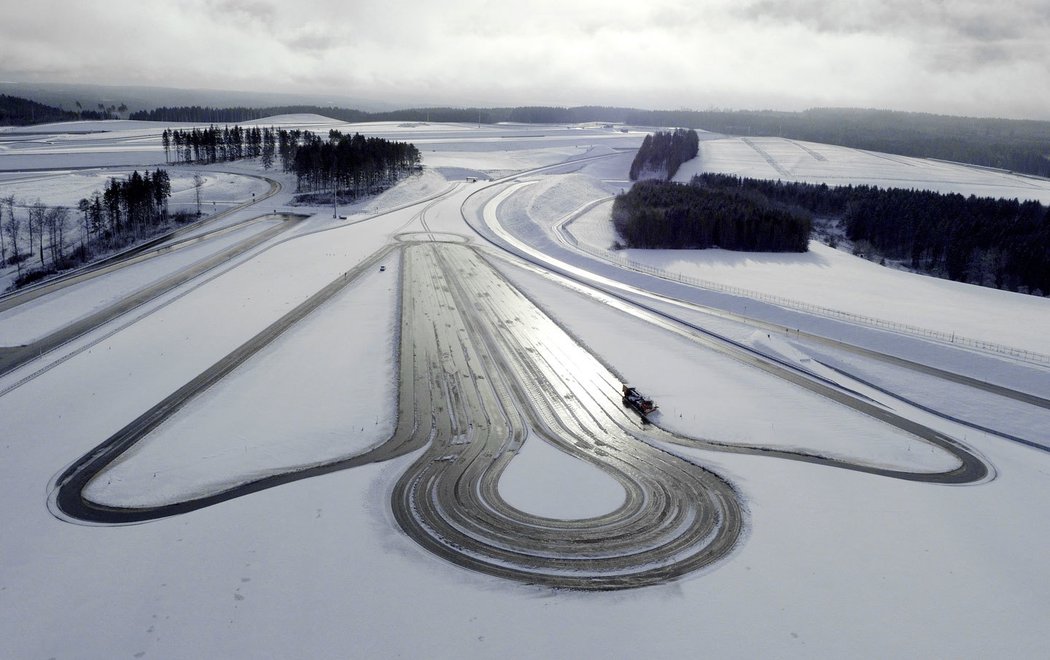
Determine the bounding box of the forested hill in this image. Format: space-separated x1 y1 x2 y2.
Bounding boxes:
1 94 121 125
0 94 78 126
130 105 637 125
626 108 1050 178
132 105 371 123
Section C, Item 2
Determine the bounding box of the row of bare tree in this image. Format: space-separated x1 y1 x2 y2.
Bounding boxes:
0 195 72 279
1 170 174 289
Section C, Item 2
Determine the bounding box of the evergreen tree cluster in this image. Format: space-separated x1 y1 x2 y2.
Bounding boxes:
626 108 1050 178
161 125 420 198
90 169 173 240
694 173 1050 295
162 125 276 168
629 129 700 181
283 129 421 198
612 179 811 252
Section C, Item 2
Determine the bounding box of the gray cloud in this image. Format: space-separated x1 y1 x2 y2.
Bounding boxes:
739 0 1046 40
739 0 1050 74
276 23 343 54
0 0 1047 119
206 0 278 28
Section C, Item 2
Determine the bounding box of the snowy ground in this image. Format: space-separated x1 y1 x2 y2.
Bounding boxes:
83 262 400 507
0 216 285 345
2 118 1050 658
0 168 268 211
0 166 274 293
496 260 963 473
569 206 1050 357
676 135 1050 205
598 134 1050 354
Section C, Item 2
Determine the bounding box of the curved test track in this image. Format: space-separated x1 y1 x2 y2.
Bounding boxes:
50 235 988 590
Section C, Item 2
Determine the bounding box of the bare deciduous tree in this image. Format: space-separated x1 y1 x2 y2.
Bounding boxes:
44 206 69 267
4 211 22 278
192 174 204 216
0 197 6 266
28 201 47 266
1 195 16 266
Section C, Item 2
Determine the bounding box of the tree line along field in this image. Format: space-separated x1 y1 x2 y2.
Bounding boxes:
5 92 1050 179
0 124 423 291
624 107 1050 179
134 103 1050 179
692 173 1050 295
611 168 1050 297
613 124 1049 293
611 179 811 253
162 125 421 200
614 129 808 254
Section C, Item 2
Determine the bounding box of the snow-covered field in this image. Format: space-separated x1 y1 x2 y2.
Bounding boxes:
568 206 1050 357
0 216 285 344
0 166 274 292
564 137 1050 359
676 135 1050 205
2 117 1049 659
498 261 964 473
0 169 268 210
83 262 400 507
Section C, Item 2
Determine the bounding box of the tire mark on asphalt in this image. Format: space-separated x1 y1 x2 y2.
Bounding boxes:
48 241 991 592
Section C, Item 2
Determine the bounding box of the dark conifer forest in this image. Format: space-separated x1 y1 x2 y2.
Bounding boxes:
131 104 636 125
0 94 114 125
282 129 421 199
628 129 700 181
692 173 1050 295
612 178 811 253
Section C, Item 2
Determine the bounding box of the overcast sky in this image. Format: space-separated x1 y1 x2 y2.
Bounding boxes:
2 0 1048 118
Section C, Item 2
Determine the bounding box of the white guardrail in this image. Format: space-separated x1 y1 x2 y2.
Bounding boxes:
561 229 1050 367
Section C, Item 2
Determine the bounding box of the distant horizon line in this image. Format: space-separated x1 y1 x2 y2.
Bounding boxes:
4 78 1050 124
